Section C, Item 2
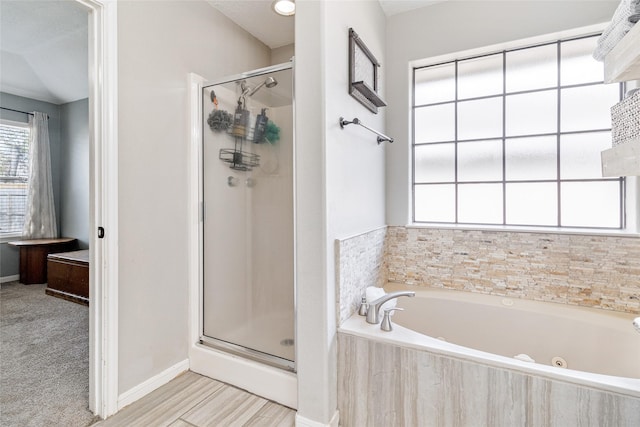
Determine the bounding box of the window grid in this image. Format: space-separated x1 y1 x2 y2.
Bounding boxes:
413 81 607 110
454 60 459 223
501 50 507 224
0 121 29 237
412 35 625 229
556 41 562 226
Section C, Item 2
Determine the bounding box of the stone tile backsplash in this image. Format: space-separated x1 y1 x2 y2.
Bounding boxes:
385 226 640 314
336 227 387 325
336 226 640 320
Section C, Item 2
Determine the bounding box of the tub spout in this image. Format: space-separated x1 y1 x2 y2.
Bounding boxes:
366 291 415 324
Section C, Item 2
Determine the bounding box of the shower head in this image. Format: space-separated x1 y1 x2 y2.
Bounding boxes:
265 77 278 88
247 77 278 97
634 317 640 334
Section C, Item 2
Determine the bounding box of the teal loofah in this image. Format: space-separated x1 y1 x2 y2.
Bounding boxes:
264 120 280 144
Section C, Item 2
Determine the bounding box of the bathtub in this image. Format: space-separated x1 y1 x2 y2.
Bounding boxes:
338 283 640 426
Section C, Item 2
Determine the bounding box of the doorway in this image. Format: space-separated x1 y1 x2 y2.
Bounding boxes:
0 0 118 420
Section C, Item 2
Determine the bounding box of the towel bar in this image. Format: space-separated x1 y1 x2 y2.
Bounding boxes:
339 117 394 144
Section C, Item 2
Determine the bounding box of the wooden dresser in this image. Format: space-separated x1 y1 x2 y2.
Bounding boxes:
46 249 90 306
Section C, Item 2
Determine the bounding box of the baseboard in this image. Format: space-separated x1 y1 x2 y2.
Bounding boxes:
0 275 19 284
117 359 190 410
295 410 339 427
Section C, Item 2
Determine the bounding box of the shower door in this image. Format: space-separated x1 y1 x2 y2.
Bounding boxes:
201 63 294 371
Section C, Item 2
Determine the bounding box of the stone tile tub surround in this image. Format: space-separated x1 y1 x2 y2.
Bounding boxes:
385 226 640 314
336 226 387 325
338 330 640 427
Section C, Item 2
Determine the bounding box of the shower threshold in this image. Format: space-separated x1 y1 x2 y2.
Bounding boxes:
199 335 296 373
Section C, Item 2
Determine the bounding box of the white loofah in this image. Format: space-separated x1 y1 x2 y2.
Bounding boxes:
514 354 536 363
365 286 385 304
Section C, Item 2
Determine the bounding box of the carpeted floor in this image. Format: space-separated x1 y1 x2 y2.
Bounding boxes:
0 281 99 426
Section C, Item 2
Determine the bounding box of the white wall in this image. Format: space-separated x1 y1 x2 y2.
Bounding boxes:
271 44 294 65
385 0 618 225
295 0 387 423
117 1 270 394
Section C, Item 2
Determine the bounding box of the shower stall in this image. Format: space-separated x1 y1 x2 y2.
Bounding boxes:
199 62 295 372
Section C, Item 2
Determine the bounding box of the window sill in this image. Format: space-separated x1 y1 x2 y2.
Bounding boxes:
407 222 640 238
1 235 22 244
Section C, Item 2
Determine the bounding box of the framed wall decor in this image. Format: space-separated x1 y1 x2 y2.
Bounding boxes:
348 28 387 114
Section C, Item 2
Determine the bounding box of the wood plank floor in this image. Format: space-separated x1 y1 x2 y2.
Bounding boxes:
94 371 295 427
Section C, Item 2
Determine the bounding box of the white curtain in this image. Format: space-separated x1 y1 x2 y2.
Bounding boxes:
22 112 57 239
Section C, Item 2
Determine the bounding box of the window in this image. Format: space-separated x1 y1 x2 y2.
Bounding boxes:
0 120 30 237
412 35 625 230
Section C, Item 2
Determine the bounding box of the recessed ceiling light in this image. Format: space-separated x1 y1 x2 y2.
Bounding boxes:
272 0 295 16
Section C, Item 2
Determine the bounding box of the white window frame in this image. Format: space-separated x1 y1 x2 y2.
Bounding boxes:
410 25 639 236
0 118 30 242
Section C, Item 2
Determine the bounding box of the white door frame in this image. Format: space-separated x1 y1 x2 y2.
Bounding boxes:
76 0 119 418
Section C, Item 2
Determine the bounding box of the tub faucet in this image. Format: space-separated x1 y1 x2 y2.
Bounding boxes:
366 291 415 324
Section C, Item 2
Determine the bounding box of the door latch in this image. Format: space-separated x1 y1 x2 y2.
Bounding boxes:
98 227 105 239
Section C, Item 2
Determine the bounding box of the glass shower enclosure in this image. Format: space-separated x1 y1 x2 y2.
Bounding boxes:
200 63 294 371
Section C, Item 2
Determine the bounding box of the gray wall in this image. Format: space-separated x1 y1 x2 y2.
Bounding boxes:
0 92 62 278
59 98 89 249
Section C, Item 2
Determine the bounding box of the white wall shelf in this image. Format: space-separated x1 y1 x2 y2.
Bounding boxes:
604 22 640 83
601 137 640 177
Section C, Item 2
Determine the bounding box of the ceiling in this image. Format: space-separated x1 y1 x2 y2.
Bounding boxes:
210 0 444 49
0 0 440 106
0 1 88 105
379 0 447 16
207 1 295 49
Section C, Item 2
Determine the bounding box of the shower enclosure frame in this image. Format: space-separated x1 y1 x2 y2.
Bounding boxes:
197 61 296 374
